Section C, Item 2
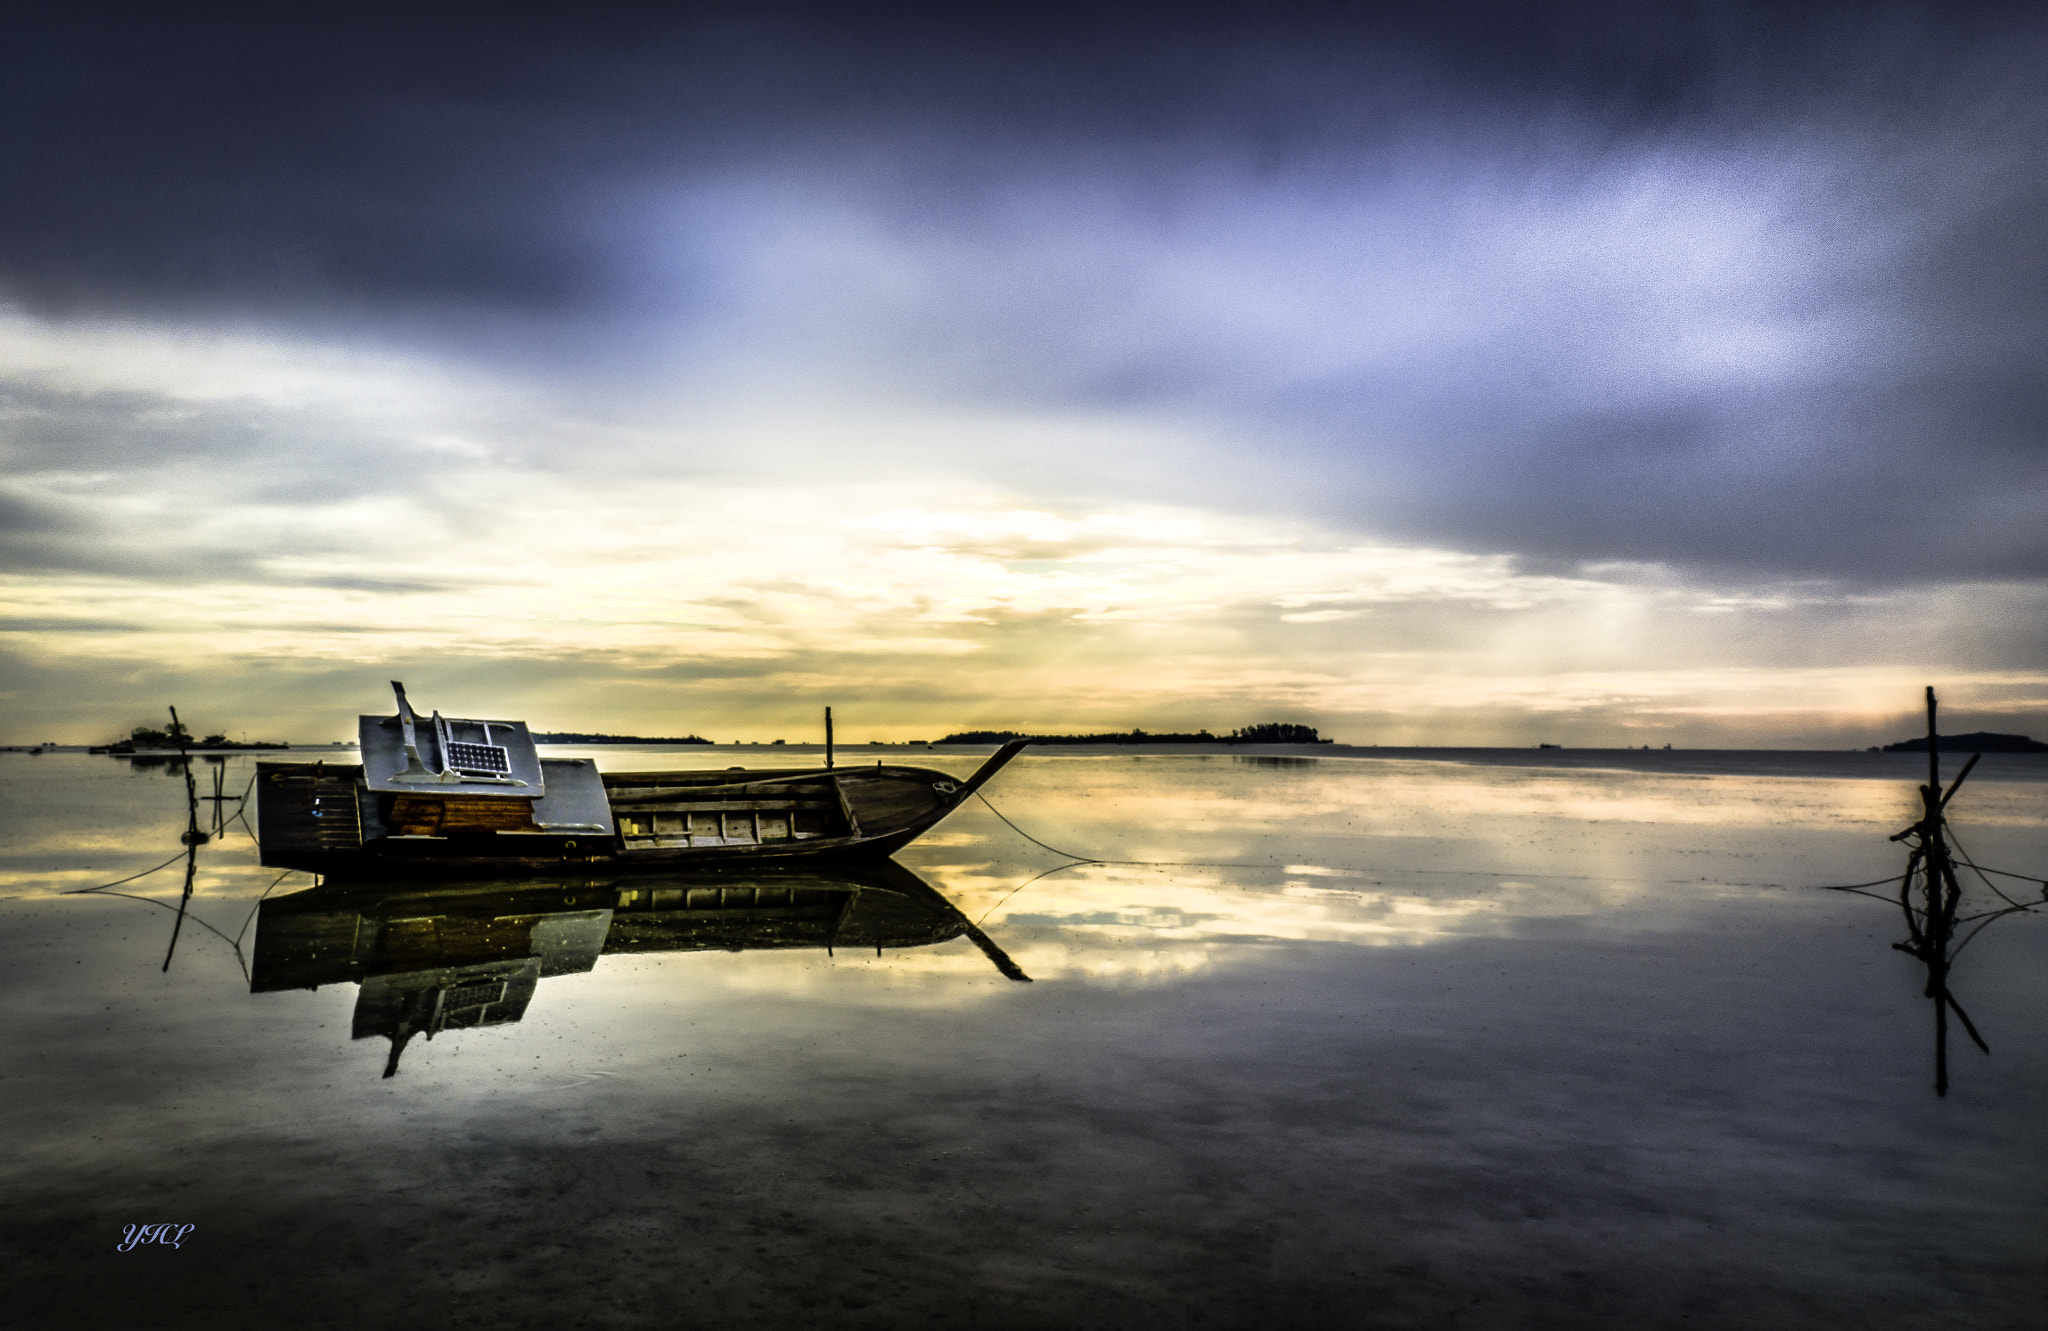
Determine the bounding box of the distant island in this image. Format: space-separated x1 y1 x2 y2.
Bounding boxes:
1881 732 2048 753
939 723 1331 745
95 724 288 753
531 732 713 745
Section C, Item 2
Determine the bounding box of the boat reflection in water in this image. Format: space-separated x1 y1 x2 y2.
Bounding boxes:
250 860 1027 1077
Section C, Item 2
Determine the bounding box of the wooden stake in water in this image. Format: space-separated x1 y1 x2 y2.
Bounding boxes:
163 705 206 973
1925 689 1950 1093
825 706 834 770
1891 686 1988 1096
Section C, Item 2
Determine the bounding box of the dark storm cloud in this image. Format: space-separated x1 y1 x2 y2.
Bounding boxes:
0 490 73 536
4 2 2046 582
1 1 2002 319
0 376 492 585
0 381 277 469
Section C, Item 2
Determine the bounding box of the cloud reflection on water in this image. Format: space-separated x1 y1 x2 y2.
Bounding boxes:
5 744 2045 1328
7 750 2045 1006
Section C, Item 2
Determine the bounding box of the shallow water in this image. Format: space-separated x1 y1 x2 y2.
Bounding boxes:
3 747 2045 1328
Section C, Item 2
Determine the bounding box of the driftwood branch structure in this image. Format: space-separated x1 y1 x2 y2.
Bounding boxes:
1819 689 2048 1096
1886 687 1990 1096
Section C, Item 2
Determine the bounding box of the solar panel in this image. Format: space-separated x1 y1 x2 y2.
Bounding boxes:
446 741 510 773
361 685 545 795
443 979 507 1011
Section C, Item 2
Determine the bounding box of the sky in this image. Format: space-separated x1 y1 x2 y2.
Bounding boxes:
3 1 2046 746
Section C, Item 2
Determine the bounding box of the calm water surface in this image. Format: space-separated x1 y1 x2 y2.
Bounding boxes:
4 747 2045 1328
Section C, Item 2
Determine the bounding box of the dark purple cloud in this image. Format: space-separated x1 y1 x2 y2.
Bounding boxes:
3 2 2046 583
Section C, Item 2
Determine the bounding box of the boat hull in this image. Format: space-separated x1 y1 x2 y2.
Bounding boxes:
256 743 1025 880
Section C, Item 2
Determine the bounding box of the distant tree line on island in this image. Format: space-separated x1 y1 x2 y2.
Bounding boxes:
939 723 1331 745
99 723 288 752
1880 731 2048 753
531 732 713 745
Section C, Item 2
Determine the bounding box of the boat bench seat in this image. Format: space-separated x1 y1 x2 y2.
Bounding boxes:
606 781 837 803
616 805 836 847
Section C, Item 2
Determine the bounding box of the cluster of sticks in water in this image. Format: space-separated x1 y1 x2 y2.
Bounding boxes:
61 705 276 979
1824 687 2048 1095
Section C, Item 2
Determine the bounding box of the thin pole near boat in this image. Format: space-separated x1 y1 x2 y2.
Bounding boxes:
163 705 206 973
826 706 834 770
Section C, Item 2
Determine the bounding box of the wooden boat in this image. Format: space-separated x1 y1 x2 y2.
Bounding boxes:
249 860 1028 1075
256 683 1027 878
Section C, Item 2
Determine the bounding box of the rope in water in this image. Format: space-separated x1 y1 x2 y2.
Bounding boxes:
971 793 2048 926
80 889 246 955
58 852 188 895
972 790 1100 863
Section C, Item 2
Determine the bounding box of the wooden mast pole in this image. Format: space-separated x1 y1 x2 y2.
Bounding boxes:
825 706 834 770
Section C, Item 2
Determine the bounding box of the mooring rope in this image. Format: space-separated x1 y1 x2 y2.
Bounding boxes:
1802 799 2046 979
965 790 1318 926
1810 873 1916 893
966 794 1302 876
71 889 245 953
1946 827 2042 913
1952 859 2048 883
964 789 1754 927
972 860 1090 927
967 790 1974 897
230 790 260 847
58 852 187 895
234 869 302 948
971 790 1102 863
